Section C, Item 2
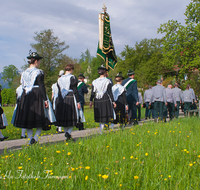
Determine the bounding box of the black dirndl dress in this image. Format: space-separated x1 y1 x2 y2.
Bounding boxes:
113 91 127 124
55 75 79 127
90 79 115 123
13 73 50 130
0 95 6 129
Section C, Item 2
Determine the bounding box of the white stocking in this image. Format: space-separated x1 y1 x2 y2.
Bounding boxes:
21 128 26 137
34 128 42 142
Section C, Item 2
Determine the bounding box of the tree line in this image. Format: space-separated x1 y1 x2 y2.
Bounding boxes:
1 0 200 105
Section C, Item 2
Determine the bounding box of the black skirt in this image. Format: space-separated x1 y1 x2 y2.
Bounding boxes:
55 92 77 127
113 95 126 124
14 88 47 129
0 114 6 129
94 93 114 123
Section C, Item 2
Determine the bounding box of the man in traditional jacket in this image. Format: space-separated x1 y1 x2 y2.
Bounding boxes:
137 91 143 121
172 83 182 118
163 84 176 121
77 73 88 130
182 85 193 115
150 79 166 122
122 69 139 125
144 85 154 119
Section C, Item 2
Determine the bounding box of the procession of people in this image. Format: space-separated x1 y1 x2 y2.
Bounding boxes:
0 51 198 144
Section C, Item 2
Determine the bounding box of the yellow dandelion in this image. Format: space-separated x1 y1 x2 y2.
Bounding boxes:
189 163 193 166
67 152 71 156
18 166 22 170
71 168 75 171
168 175 171 178
198 155 200 158
98 174 102 177
85 176 88 180
123 157 125 160
35 178 38 181
164 178 167 181
120 184 122 187
69 176 71 179
145 153 148 156
102 175 109 179
134 176 139 179
66 143 68 145
130 156 133 159
56 151 61 153
85 166 90 170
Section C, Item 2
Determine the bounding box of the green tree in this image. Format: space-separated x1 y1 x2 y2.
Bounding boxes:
30 29 69 94
2 65 20 88
116 38 164 88
158 0 200 74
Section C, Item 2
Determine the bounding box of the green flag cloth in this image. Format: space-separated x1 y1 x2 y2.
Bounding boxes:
97 12 117 70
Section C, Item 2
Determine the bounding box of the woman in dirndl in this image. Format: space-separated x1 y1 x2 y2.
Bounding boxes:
55 64 81 141
89 65 116 134
110 72 128 130
0 89 9 141
12 51 55 145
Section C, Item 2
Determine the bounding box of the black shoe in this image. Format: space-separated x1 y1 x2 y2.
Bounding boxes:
0 136 8 141
30 138 37 145
65 132 72 139
21 135 27 139
138 119 141 121
145 117 147 120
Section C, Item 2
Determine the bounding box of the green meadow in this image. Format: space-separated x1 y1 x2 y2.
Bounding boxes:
0 117 200 189
1 106 146 140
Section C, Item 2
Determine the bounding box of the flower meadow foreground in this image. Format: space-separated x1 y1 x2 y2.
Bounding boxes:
0 117 200 189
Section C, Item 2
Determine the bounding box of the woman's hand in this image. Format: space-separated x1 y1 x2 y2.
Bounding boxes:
90 102 92 109
77 103 81 110
113 102 116 108
45 101 49 108
125 105 128 111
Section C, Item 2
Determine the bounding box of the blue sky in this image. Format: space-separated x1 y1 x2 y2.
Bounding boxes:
0 0 191 72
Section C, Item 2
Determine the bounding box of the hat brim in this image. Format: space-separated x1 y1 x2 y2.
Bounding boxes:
98 67 107 70
127 72 134 76
115 76 124 79
27 56 43 59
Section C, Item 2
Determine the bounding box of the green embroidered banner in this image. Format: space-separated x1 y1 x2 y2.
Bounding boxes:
97 12 117 70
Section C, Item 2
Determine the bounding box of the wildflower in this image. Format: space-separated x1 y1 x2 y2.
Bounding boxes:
56 151 61 153
134 176 139 179
66 143 68 145
189 163 193 166
164 178 167 181
71 168 75 171
85 176 88 180
102 175 108 179
168 175 171 178
36 178 38 180
67 152 71 156
130 156 133 159
145 153 148 156
85 166 90 170
123 157 125 160
115 172 118 175
18 166 22 169
120 184 122 187
98 174 101 177
69 176 71 179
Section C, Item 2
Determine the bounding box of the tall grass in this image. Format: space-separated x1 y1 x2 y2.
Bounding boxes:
0 117 200 189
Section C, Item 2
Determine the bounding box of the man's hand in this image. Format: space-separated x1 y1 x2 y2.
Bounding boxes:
125 105 128 111
165 103 168 106
113 102 116 108
136 102 139 106
175 104 177 107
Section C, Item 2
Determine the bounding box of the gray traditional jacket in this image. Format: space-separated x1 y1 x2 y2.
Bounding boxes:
172 87 182 102
151 84 166 103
